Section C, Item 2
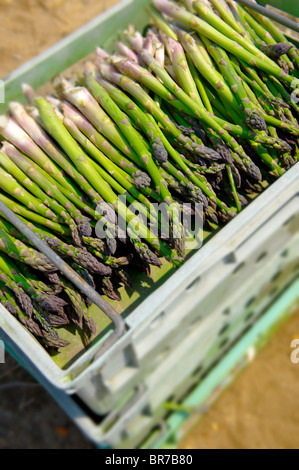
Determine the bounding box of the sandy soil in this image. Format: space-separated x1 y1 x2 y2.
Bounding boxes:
0 0 120 79
0 0 299 450
180 310 299 450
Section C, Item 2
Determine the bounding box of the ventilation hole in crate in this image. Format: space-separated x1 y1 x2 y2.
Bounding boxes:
219 323 230 336
225 253 237 264
140 424 165 448
193 364 204 378
219 337 230 349
283 215 295 227
281 249 289 258
223 307 231 316
167 394 175 404
156 346 171 363
190 315 202 328
245 296 256 309
186 276 201 292
269 286 279 298
271 270 282 283
233 262 245 275
245 311 255 323
150 311 165 330
256 251 267 263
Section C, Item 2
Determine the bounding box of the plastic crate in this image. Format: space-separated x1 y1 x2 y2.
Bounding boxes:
0 0 299 417
11 279 298 449
259 0 299 18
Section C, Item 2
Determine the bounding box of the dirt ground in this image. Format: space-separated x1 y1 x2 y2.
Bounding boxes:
0 0 299 450
0 0 120 79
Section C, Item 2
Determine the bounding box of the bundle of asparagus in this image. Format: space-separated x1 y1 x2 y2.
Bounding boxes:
0 0 298 352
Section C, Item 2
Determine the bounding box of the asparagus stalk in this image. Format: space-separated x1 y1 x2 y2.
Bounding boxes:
112 41 262 181
162 32 203 107
62 115 157 216
115 41 139 63
0 115 83 196
1 145 88 244
84 63 186 257
240 8 294 67
0 286 43 338
98 62 240 212
35 97 182 265
0 145 94 229
152 0 293 83
248 8 299 70
8 102 93 200
44 237 113 276
0 254 66 315
0 192 72 237
32 305 70 349
0 227 58 273
53 77 145 169
0 268 33 317
193 0 275 64
147 5 179 40
17 263 62 295
99 60 222 161
62 101 151 189
58 276 87 330
0 167 66 222
200 35 267 131
2 207 117 274
209 0 248 36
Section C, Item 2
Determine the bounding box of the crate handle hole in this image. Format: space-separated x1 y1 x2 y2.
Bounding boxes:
269 286 279 298
223 308 231 316
283 215 295 227
219 337 230 349
219 323 230 336
150 311 165 330
256 252 268 263
233 262 245 275
245 296 256 309
245 311 255 322
271 271 282 283
186 276 201 292
281 249 289 258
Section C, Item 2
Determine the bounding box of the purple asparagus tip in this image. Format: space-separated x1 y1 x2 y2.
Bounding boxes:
124 25 145 53
115 41 139 63
132 171 152 189
22 84 36 105
246 110 268 132
261 43 293 60
153 0 177 17
152 142 168 163
96 47 110 61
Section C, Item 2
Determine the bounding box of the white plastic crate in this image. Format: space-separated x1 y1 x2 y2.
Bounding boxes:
16 279 298 449
0 0 299 417
1 162 298 415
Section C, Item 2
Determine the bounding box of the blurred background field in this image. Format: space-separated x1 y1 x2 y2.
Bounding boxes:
0 0 298 450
